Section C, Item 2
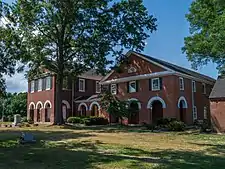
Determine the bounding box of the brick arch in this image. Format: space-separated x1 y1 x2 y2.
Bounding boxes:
147 96 166 109
78 103 88 111
89 101 101 111
128 98 141 109
28 102 35 109
62 100 71 109
177 96 188 108
36 101 43 109
44 100 52 108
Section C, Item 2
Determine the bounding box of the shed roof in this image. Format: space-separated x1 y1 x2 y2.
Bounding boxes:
209 78 225 99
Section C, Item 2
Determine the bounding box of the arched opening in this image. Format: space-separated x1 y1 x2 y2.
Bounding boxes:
151 100 163 124
80 105 87 116
78 103 88 116
44 103 51 122
36 104 42 122
89 102 100 117
29 103 35 121
62 100 71 122
91 104 99 116
128 101 139 124
178 97 188 123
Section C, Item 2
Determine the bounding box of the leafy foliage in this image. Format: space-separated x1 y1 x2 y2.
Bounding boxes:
0 92 27 119
2 0 157 124
168 120 185 132
183 0 225 73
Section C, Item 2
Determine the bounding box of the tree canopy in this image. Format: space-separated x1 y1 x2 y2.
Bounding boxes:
3 0 157 124
183 0 225 74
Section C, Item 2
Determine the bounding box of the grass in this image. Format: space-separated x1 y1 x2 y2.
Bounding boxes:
0 125 225 169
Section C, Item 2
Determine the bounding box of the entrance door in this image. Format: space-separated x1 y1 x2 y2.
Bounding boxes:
152 101 163 124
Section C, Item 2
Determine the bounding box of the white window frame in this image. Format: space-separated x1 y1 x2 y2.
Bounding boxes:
31 80 35 93
204 106 207 119
46 76 51 90
179 77 184 90
152 78 160 91
202 83 206 94
96 81 101 93
192 80 196 92
129 81 137 93
128 67 137 73
79 79 85 92
111 84 117 95
193 106 197 121
38 79 42 92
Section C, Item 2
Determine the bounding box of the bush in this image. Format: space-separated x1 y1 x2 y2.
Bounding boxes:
1 116 8 122
21 117 28 123
67 117 82 124
144 124 157 131
7 115 13 122
84 117 108 126
200 119 211 133
168 120 185 131
157 118 176 127
27 118 34 124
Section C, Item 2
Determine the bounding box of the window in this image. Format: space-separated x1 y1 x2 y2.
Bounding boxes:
38 79 42 91
193 106 197 120
129 81 137 93
96 81 101 93
31 81 35 93
152 78 160 91
46 76 51 90
63 77 68 89
204 107 207 119
79 79 85 92
192 80 196 92
179 77 184 90
202 83 206 94
128 67 137 73
111 84 117 95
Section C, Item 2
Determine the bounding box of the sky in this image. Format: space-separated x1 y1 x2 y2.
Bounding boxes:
4 0 218 93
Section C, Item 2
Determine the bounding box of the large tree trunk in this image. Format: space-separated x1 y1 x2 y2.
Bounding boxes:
55 75 64 125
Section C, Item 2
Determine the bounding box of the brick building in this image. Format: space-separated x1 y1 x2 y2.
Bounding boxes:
27 51 215 125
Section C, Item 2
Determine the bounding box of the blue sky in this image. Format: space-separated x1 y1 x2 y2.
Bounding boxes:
5 0 218 93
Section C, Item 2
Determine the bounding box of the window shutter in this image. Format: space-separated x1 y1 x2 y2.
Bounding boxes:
127 82 129 93
136 80 139 92
160 78 163 90
76 79 79 91
85 79 87 91
28 82 31 93
42 78 46 90
50 76 53 89
149 79 152 91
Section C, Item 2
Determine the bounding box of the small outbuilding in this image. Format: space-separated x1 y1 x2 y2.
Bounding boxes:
209 77 225 133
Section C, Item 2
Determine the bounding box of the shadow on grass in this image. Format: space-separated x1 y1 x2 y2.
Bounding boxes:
62 124 151 134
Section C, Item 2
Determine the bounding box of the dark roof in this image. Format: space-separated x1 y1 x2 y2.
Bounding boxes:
209 78 225 99
133 51 215 83
78 69 103 81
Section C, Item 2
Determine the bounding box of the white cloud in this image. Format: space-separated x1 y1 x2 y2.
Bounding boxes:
5 72 27 93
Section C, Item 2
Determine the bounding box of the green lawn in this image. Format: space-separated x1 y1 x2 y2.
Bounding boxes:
0 125 225 169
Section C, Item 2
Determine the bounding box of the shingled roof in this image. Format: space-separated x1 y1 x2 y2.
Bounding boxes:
209 78 225 99
78 69 103 81
133 51 215 83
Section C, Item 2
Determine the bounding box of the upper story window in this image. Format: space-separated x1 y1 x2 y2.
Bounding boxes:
96 81 101 93
179 77 184 90
128 67 137 73
193 106 197 121
79 79 85 92
46 76 52 90
111 84 117 95
151 78 160 91
38 79 42 91
202 83 206 94
192 80 196 92
204 106 207 119
128 81 137 93
63 77 69 89
31 81 35 93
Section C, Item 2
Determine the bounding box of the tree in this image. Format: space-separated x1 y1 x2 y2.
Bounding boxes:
183 0 225 74
0 1 17 96
4 0 157 124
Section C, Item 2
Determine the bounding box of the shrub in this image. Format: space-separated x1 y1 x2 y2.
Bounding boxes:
168 120 185 131
200 119 211 133
67 117 82 124
1 116 8 122
21 117 28 123
84 117 108 126
27 118 34 124
144 124 156 131
7 115 14 122
157 118 177 127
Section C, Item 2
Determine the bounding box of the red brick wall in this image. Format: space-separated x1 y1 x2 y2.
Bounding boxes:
27 76 56 123
210 99 225 133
